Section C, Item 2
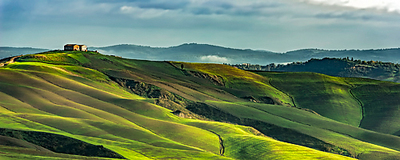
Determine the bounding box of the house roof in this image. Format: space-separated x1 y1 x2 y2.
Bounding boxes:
64 44 77 46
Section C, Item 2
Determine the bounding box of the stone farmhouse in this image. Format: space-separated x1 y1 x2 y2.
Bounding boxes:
64 44 87 51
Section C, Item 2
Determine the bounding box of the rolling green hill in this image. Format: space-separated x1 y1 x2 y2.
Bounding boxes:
0 50 399 159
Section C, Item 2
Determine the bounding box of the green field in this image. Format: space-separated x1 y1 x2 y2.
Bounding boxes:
0 50 399 159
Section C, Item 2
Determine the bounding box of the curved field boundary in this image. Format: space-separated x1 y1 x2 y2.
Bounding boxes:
348 89 365 127
343 81 365 128
267 78 320 115
208 130 225 156
268 78 297 108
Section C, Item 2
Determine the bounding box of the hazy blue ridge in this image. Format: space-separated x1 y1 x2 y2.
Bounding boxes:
0 47 49 59
92 44 400 65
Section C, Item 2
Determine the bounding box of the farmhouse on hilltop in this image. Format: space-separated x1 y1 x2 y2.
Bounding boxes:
64 44 87 51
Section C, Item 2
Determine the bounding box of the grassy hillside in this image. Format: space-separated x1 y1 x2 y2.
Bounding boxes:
254 72 362 126
254 71 400 136
345 78 400 135
0 50 355 159
0 50 399 159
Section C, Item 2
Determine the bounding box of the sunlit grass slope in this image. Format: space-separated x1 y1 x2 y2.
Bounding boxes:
255 71 362 126
0 51 356 159
201 100 400 158
184 120 354 160
2 50 400 159
173 63 400 159
0 64 223 159
174 62 294 105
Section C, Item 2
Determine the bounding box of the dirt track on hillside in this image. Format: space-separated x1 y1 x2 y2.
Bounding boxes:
0 55 22 67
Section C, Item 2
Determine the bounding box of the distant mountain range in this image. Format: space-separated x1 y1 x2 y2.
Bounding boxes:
2 44 400 64
0 47 49 59
92 44 400 65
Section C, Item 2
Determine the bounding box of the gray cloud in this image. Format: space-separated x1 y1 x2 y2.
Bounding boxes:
116 0 287 17
314 12 373 21
136 0 189 10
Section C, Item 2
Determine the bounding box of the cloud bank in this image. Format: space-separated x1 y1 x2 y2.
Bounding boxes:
301 0 400 13
200 55 230 63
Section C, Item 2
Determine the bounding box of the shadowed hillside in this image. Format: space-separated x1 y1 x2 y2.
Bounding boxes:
0 50 399 159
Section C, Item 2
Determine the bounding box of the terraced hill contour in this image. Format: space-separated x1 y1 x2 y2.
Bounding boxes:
0 50 398 159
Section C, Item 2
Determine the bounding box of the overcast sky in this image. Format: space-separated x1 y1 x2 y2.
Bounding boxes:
0 0 399 52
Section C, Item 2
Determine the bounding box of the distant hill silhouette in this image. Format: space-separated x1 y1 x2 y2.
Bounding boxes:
2 44 400 64
91 43 280 64
0 47 48 59
92 44 400 64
